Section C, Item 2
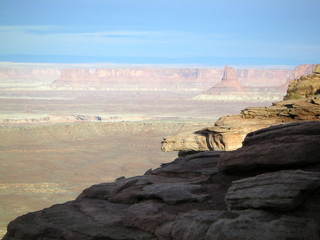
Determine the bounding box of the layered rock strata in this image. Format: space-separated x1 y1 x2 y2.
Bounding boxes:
51 67 293 90
3 121 320 240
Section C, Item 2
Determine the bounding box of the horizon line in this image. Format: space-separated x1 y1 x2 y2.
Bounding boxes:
0 61 300 70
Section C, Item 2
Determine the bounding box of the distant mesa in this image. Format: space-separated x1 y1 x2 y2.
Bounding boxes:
52 66 293 92
0 63 317 95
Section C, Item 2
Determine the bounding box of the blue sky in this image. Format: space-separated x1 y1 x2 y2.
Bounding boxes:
0 0 319 65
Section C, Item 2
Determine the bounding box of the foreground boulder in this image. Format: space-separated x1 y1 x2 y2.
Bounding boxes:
205 210 319 240
3 121 320 240
225 170 320 211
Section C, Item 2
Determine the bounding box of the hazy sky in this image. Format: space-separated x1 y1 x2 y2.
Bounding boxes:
0 0 319 65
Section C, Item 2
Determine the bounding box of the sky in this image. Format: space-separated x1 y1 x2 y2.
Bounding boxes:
0 0 319 65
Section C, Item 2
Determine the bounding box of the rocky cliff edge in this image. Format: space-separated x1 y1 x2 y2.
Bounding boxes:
162 64 320 153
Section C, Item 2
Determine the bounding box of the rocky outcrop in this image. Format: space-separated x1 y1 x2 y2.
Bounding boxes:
285 64 320 99
217 121 320 172
162 64 320 152
205 210 320 240
161 118 274 152
3 121 320 240
241 97 320 120
162 96 320 152
161 130 213 152
290 64 316 80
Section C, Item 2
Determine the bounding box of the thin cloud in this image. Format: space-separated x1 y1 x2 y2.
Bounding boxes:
0 25 60 33
0 25 179 40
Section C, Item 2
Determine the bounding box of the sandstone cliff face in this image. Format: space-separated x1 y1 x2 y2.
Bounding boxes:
285 64 320 99
3 121 320 240
163 64 320 152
